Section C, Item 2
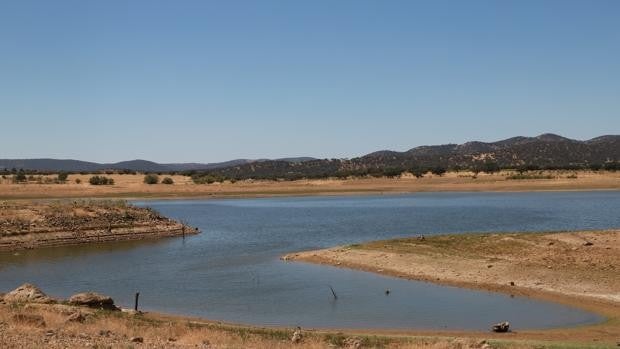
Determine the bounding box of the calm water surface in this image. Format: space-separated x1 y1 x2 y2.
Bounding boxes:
1 191 619 330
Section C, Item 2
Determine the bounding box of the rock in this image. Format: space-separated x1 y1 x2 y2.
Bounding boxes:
481 344 492 349
3 283 54 304
69 292 118 310
130 336 144 343
45 330 56 337
584 241 594 246
491 321 510 333
291 326 302 344
343 337 363 348
121 308 143 316
11 313 46 327
66 312 86 323
509 281 515 286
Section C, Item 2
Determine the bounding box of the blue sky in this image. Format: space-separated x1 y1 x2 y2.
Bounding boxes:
1 1 618 163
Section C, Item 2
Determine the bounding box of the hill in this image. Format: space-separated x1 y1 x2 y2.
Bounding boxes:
205 134 620 180
1 134 618 178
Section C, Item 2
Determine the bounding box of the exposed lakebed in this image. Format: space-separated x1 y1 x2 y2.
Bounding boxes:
1 191 619 330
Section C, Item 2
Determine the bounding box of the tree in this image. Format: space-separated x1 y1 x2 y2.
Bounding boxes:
430 166 446 176
482 161 500 174
409 168 425 178
161 177 174 185
383 167 403 178
143 174 159 184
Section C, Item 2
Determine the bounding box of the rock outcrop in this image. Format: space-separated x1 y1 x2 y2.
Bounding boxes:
69 292 118 310
3 283 54 304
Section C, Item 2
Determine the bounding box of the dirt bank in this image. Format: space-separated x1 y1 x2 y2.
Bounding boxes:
0 200 198 251
283 230 620 346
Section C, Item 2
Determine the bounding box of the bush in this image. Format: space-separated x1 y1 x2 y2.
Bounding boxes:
161 177 174 185
13 171 27 183
75 178 82 184
57 172 68 182
144 174 159 184
89 175 114 185
191 173 226 184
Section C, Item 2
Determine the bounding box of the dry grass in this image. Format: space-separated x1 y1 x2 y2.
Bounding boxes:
0 171 618 200
0 298 612 349
2 302 608 348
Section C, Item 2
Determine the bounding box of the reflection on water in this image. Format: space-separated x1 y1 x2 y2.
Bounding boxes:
1 191 618 330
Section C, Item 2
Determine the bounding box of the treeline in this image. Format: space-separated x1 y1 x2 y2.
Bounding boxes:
182 160 620 184
2 161 619 185
0 168 140 176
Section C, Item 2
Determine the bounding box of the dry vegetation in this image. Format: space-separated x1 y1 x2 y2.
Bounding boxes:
0 200 196 251
0 301 612 349
0 170 618 200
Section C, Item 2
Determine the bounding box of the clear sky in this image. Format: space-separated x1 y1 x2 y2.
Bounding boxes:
1 1 619 163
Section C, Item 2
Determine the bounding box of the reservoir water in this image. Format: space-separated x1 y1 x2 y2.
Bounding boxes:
1 191 618 330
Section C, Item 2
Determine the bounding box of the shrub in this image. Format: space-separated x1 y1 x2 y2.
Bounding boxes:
191 173 227 184
144 174 159 185
57 172 69 182
161 177 174 185
89 175 114 185
75 178 82 184
13 171 27 183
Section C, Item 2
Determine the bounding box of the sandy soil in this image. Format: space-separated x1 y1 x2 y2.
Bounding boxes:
284 230 620 346
0 171 618 200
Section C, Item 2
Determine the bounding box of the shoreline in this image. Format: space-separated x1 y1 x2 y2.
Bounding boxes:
3 186 619 203
282 230 620 344
1 284 618 349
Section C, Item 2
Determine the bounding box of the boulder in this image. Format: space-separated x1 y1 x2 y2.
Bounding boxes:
491 321 510 333
69 292 118 310
343 337 363 348
3 283 54 304
66 311 87 323
291 327 302 344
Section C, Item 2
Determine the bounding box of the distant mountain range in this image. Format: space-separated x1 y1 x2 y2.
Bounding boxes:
1 134 618 178
0 157 316 172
